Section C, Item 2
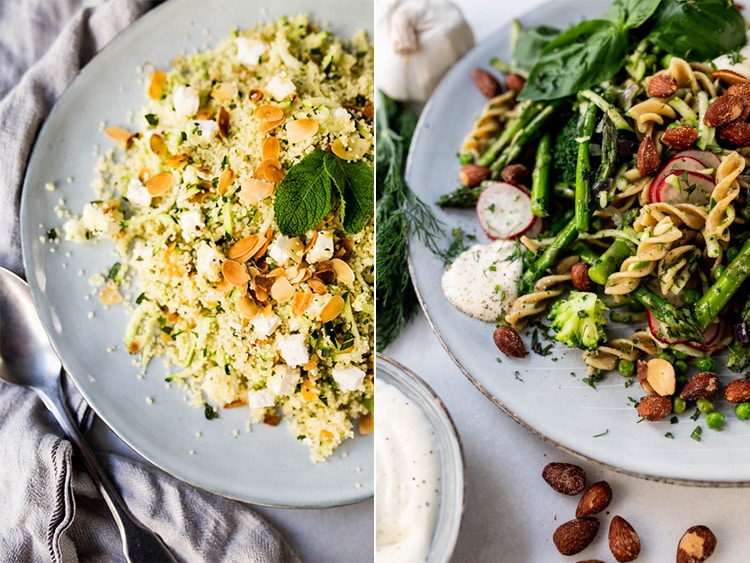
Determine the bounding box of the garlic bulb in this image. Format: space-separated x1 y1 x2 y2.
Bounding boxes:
376 0 475 102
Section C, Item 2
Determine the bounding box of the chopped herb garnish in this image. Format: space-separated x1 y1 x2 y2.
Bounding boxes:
46 228 58 241
144 113 159 126
690 425 703 441
593 429 609 438
204 404 219 420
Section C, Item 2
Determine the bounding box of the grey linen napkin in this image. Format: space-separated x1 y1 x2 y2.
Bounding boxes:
0 1 300 561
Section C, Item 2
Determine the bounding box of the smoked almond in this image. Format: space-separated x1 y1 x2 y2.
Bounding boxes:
576 481 612 518
648 73 678 98
703 94 744 127
661 126 698 149
553 518 600 556
723 378 750 403
608 515 641 563
542 462 586 495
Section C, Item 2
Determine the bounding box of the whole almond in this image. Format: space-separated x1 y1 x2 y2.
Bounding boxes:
571 262 596 292
648 73 678 98
645 357 676 397
703 93 744 127
676 525 717 563
609 515 641 562
459 163 491 187
680 371 720 401
637 394 672 421
727 81 750 99
493 325 527 358
542 462 586 495
505 73 526 93
501 163 530 186
717 120 750 147
637 135 660 176
472 68 503 98
553 518 600 556
662 126 698 149
723 378 750 403
576 480 612 518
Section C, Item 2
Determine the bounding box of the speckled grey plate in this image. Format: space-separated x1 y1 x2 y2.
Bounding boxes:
406 0 750 485
21 0 373 508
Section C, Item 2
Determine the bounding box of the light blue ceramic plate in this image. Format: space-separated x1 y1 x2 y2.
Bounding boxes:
21 0 373 508
407 0 750 485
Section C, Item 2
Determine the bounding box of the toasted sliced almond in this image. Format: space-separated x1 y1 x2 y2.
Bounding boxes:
214 277 233 293
330 258 355 285
222 259 250 287
254 158 285 186
217 106 230 139
236 294 259 320
239 178 275 206
711 68 749 85
301 377 317 401
253 228 274 259
228 234 264 262
331 137 371 160
308 277 328 296
319 295 345 323
99 283 123 305
149 133 166 156
148 69 167 100
166 153 189 167
271 276 295 303
646 357 677 396
217 167 234 196
256 105 284 122
211 83 235 102
105 126 134 143
196 108 213 120
145 172 175 196
303 231 319 254
286 118 319 143
224 398 249 408
248 88 264 102
358 413 374 435
262 136 280 160
292 289 313 316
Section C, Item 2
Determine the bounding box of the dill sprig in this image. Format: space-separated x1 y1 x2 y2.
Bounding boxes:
375 91 446 351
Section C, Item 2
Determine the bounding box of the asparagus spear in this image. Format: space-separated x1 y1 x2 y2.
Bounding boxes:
631 286 705 343
530 131 552 218
694 239 750 330
519 221 579 294
476 100 542 168
490 103 557 175
575 101 599 233
588 239 636 285
436 185 484 208
579 89 633 132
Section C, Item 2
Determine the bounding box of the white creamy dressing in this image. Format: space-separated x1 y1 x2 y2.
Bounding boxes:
375 379 441 562
441 238 523 322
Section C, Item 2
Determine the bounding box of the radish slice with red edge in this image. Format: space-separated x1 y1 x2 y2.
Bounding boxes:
670 149 721 169
652 170 715 205
649 155 706 202
476 181 537 240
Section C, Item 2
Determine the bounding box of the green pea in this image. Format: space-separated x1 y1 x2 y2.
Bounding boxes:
672 349 689 361
727 246 740 263
618 359 635 377
736 402 750 421
674 360 688 376
656 352 674 363
696 357 716 372
706 411 725 430
682 288 701 305
673 396 687 415
696 398 714 414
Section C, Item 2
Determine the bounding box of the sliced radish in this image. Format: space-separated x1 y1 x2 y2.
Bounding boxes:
651 171 715 205
670 149 721 169
476 181 536 240
687 320 725 352
649 156 706 202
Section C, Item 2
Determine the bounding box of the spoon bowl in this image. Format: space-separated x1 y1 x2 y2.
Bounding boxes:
0 266 175 562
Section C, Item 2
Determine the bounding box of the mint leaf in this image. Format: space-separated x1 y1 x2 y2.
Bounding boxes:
274 149 332 236
324 152 373 233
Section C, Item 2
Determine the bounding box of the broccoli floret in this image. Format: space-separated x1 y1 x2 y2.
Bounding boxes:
548 290 608 350
552 112 580 184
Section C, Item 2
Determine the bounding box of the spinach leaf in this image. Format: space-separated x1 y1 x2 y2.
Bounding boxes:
649 0 746 61
604 0 662 29
512 24 560 71
519 19 629 102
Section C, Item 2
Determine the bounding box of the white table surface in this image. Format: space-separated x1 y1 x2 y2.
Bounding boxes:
384 0 750 562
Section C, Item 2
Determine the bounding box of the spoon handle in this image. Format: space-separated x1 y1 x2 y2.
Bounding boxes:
40 378 176 563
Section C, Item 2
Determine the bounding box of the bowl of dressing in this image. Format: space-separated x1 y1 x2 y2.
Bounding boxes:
375 354 465 563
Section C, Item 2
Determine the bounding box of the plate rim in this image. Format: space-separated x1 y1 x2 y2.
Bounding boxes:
20 0 375 508
405 0 750 488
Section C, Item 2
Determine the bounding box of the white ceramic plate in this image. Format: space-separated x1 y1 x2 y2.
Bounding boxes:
21 0 373 508
407 0 750 485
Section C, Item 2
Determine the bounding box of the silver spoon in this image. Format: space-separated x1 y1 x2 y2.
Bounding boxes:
0 266 176 562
